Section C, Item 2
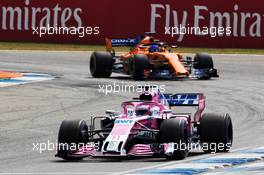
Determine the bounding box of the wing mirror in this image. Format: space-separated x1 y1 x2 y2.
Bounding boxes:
162 109 172 119
105 110 120 116
162 109 172 114
171 45 178 48
168 45 178 52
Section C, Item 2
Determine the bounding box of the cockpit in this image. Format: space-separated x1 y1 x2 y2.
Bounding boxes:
120 89 170 118
138 41 169 53
122 101 161 118
135 105 149 116
148 45 160 53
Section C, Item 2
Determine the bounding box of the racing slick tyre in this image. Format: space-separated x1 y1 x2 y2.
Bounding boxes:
90 52 113 78
193 53 214 69
159 118 189 160
129 54 150 80
199 113 233 153
193 53 214 80
57 120 89 160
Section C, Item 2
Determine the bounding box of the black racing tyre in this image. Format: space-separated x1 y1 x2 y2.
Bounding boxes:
159 118 189 160
193 53 214 69
90 52 113 78
129 54 150 80
57 120 88 160
199 113 233 153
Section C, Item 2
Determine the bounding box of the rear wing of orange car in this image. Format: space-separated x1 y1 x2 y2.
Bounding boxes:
105 35 156 52
105 38 139 52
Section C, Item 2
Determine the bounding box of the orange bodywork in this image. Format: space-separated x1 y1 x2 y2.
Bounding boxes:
0 71 22 79
148 52 188 75
106 36 189 76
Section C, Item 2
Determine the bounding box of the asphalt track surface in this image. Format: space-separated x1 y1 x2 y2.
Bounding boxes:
0 50 264 174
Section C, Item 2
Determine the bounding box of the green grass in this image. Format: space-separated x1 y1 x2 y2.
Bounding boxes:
173 48 264 55
0 42 264 54
0 42 105 51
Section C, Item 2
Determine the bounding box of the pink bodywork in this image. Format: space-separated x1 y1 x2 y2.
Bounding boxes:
73 91 206 158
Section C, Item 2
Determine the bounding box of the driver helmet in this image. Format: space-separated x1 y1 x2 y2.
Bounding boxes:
149 45 159 52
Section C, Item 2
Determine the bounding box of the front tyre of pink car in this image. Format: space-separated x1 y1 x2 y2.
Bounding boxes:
159 118 190 160
57 119 88 160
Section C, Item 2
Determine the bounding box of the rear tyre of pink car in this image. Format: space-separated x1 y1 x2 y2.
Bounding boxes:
199 113 233 153
159 118 190 160
57 119 88 160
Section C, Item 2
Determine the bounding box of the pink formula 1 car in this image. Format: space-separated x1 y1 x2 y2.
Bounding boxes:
56 89 233 160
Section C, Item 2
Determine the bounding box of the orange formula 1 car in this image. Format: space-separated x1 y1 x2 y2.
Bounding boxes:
90 35 219 80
